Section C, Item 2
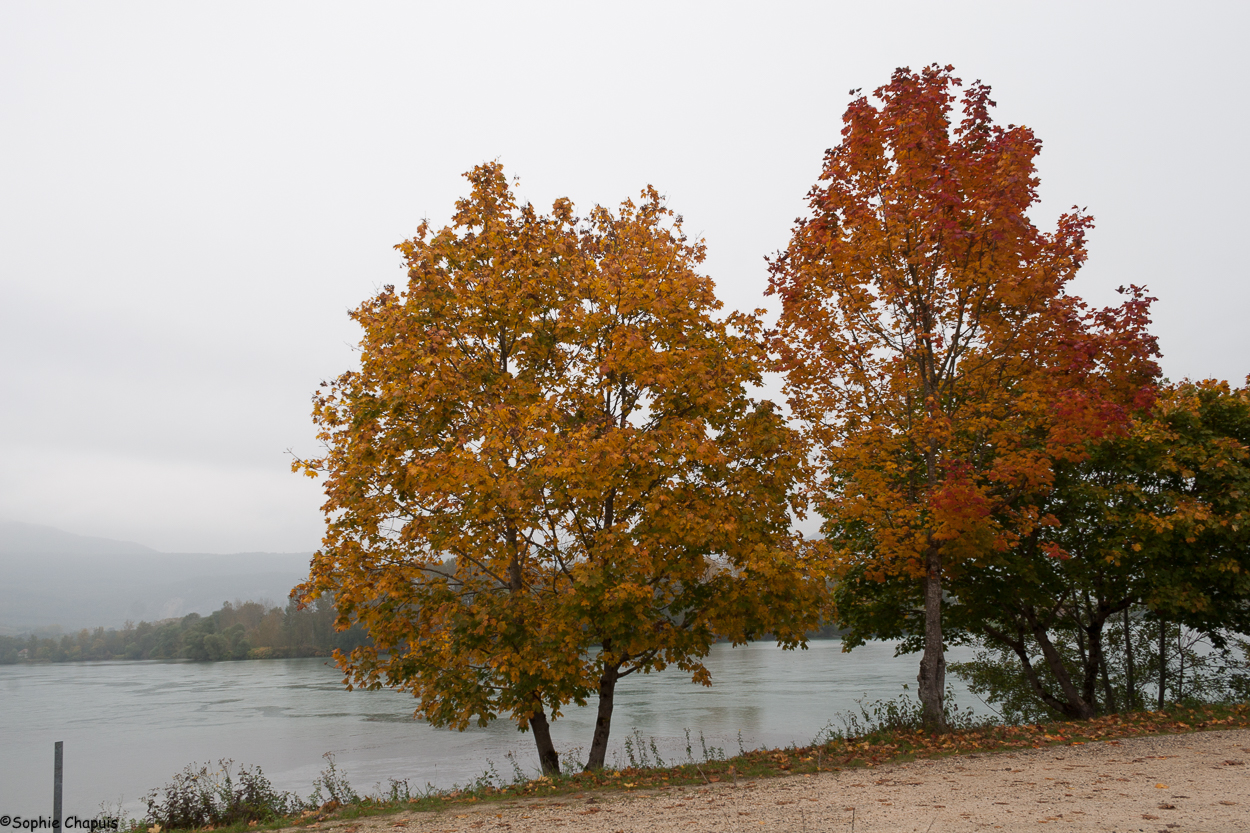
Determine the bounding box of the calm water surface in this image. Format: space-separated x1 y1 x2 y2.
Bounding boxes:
0 640 977 817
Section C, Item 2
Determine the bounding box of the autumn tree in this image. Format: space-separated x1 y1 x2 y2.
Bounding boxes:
767 65 1158 730
296 164 823 774
947 378 1250 718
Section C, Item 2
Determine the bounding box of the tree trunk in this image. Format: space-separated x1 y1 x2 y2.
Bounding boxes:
1003 635 1076 716
1157 618 1167 711
583 496 621 772
1074 620 1097 709
1092 625 1117 715
506 523 560 776
530 707 560 776
985 622 1075 715
1175 628 1185 702
917 544 949 732
585 660 622 771
1124 608 1136 711
1028 613 1096 719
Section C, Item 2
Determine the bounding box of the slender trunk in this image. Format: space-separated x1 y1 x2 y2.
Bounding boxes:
915 339 948 734
983 622 1073 716
1027 611 1095 719
1157 618 1167 711
583 494 620 771
585 658 622 770
1003 635 1075 716
1176 629 1185 702
1092 624 1116 715
1074 619 1096 709
529 707 560 776
917 543 948 732
1124 608 1136 711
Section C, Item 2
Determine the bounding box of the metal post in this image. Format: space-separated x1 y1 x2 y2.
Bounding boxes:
53 741 63 831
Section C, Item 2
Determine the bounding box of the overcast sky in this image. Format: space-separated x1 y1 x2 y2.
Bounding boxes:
2 1 1246 554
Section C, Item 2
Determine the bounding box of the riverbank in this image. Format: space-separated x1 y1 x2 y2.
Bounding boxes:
341 727 1249 832
219 704 1250 833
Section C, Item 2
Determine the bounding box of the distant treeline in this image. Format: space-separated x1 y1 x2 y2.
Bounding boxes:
0 597 369 664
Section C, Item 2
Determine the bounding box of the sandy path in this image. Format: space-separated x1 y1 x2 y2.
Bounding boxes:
320 729 1250 833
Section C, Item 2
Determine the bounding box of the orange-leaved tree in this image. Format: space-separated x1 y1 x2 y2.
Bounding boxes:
296 163 823 773
767 65 1158 731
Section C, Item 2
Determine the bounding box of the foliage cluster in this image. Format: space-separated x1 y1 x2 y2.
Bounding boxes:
0 597 367 664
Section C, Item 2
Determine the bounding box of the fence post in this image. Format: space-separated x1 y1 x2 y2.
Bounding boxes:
53 741 63 831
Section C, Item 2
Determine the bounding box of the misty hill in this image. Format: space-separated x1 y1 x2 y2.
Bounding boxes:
0 522 313 633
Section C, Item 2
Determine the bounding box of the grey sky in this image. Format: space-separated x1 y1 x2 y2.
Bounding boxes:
2 2 1246 554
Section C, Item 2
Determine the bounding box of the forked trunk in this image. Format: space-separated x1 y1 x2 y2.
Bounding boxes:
584 661 622 771
529 707 560 776
918 545 949 733
1029 616 1096 720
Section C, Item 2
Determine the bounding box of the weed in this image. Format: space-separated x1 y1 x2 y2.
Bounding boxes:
504 750 528 784
379 777 412 802
623 731 635 768
648 736 665 768
559 747 586 776
624 728 657 768
469 762 501 792
308 752 358 805
143 759 302 829
698 730 724 762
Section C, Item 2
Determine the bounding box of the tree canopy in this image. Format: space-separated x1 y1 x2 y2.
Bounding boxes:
296 163 823 773
943 378 1250 719
767 64 1159 730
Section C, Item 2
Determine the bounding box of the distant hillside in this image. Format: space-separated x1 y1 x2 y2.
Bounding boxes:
0 521 157 555
0 522 313 633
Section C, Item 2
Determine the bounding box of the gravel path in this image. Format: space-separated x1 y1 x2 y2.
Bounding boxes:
316 729 1250 832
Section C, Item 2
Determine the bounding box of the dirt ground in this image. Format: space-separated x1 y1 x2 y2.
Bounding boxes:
317 729 1250 833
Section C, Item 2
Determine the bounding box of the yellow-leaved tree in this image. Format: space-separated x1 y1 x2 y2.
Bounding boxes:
296 163 823 773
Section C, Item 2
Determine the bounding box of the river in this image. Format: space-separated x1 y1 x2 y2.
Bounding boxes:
0 640 980 819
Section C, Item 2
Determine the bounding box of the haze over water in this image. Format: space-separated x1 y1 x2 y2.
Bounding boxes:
0 641 976 818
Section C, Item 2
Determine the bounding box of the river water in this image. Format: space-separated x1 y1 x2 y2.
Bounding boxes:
0 640 978 819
